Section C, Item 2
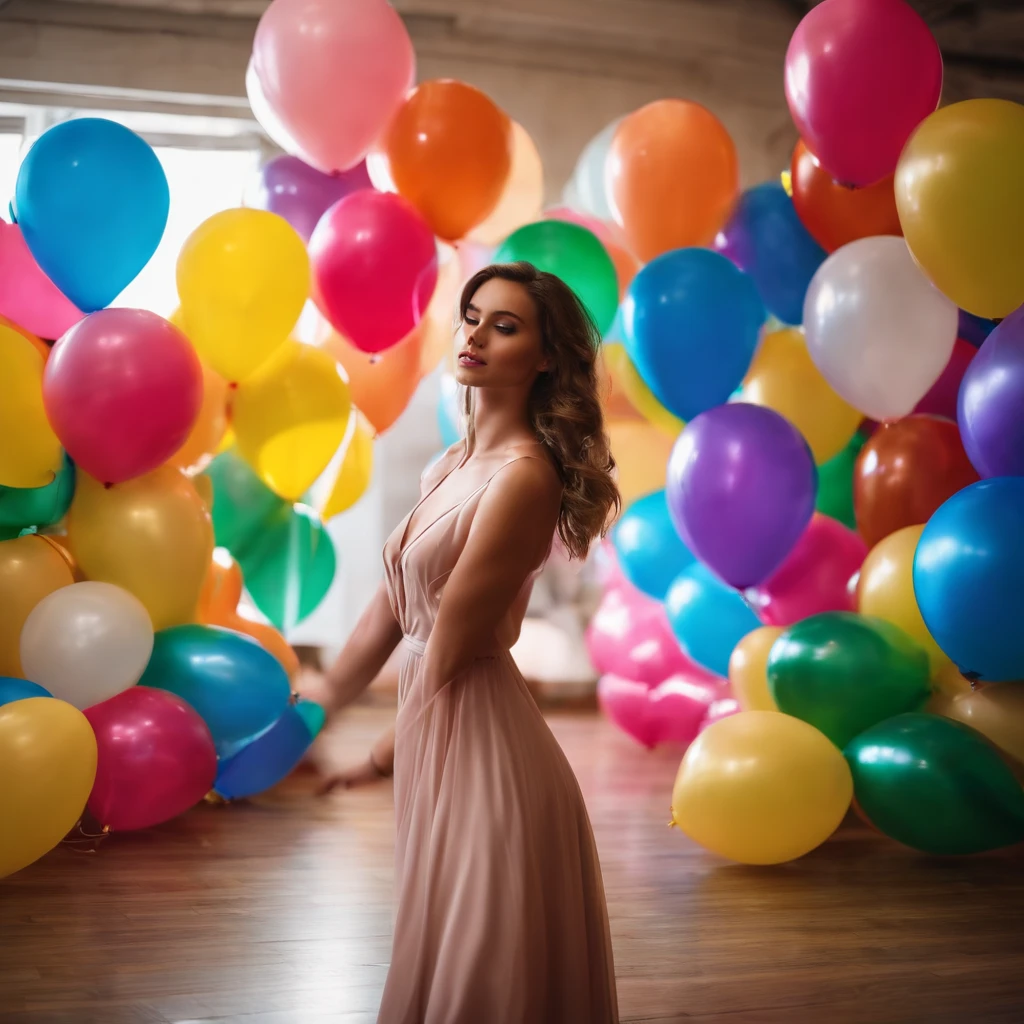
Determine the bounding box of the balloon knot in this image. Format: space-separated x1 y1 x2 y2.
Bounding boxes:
103 481 113 490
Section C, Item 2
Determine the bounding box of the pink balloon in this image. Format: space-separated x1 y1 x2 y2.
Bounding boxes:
699 697 740 734
784 0 942 187
0 220 83 339
913 338 975 421
598 672 721 750
84 686 217 832
747 512 867 626
310 191 438 354
252 0 415 174
544 207 629 251
43 308 201 484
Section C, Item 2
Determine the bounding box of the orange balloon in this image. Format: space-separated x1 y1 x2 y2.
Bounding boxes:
418 252 463 378
597 348 645 423
606 241 640 300
469 121 544 246
375 79 513 242
790 140 902 253
605 417 675 504
608 100 738 262
168 361 230 474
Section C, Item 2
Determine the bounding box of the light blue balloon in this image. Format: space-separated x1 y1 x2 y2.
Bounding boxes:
15 118 169 312
0 677 53 708
622 248 765 422
612 490 694 600
665 562 761 677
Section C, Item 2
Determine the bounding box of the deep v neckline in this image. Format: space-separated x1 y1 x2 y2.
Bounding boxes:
396 442 473 561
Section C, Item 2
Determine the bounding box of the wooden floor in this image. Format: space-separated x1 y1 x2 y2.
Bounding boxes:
3 705 1024 1024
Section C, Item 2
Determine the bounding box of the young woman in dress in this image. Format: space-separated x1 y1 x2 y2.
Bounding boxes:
309 261 620 1023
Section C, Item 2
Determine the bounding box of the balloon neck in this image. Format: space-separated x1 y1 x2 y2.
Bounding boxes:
103 481 114 490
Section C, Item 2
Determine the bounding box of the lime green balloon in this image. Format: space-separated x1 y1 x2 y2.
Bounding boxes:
768 612 930 749
494 221 618 335
815 429 868 529
0 453 75 536
203 449 287 558
847 713 1024 855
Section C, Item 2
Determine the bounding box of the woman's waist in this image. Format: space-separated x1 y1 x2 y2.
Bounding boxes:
401 632 508 660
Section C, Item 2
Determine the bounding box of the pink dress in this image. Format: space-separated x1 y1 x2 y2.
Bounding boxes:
378 446 619 1024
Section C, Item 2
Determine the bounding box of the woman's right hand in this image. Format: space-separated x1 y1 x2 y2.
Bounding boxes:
316 753 389 795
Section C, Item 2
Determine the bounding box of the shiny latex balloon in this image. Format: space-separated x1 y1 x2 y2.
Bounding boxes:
816 429 868 529
604 419 676 505
0 677 52 707
599 343 682 437
939 683 1024 770
914 337 974 421
768 612 930 749
598 672 721 750
671 710 853 865
202 449 288 558
612 490 695 601
0 452 75 538
563 119 619 222
294 698 326 740
68 467 214 631
846 713 1024 855
469 122 544 246
958 309 998 349
320 414 374 521
0 697 97 878
417 251 464 378
728 626 783 712
853 415 978 549
545 208 638 300
895 99 1024 319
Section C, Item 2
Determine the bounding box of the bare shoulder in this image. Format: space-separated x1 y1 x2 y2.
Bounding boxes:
483 455 562 520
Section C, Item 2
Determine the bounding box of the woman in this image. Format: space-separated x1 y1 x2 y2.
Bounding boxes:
311 262 620 1023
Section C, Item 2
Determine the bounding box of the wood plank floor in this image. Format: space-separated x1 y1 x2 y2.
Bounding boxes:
2 705 1023 1024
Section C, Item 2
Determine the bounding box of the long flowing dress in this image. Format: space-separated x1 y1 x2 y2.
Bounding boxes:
378 445 619 1024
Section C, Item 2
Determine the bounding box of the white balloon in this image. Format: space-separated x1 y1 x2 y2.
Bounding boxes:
565 119 620 221
20 582 154 710
803 236 958 421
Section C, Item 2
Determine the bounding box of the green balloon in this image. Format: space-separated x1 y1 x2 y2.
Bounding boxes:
0 453 75 535
493 220 618 336
847 713 1024 855
768 612 930 749
203 449 287 558
815 429 868 530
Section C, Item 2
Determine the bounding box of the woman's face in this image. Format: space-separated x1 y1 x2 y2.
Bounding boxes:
454 278 549 390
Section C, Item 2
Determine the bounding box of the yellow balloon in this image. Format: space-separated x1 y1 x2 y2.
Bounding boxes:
601 343 684 437
233 341 352 501
469 122 545 246
68 467 213 630
742 327 861 464
605 417 676 505
857 525 947 676
939 683 1024 769
177 208 310 383
895 99 1024 319
0 697 98 878
671 711 852 865
0 324 62 488
729 626 784 712
933 661 974 699
322 413 374 521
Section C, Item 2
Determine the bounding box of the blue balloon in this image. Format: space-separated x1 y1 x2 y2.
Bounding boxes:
914 478 1024 682
15 118 169 312
622 248 765 422
0 677 52 708
612 490 695 599
665 562 761 677
958 309 998 349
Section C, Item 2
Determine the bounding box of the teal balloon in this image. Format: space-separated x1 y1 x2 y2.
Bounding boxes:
203 449 288 557
0 453 75 536
214 704 314 800
847 713 1024 855
494 221 618 335
295 698 326 739
0 677 52 707
769 613 930 749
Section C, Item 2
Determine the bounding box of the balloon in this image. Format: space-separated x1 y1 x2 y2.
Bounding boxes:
564 120 618 221
245 155 371 242
0 677 52 707
728 627 783 712
913 337 974 421
748 514 867 627
14 118 169 312
671 710 852 864
43 309 201 485
599 343 682 437
203 449 287 557
597 672 721 750
84 686 216 831
19 581 153 710
700 697 740 734
0 452 75 538
895 99 1024 319
251 0 414 174
604 418 676 505
816 429 868 530
713 183 826 326
437 373 463 448
0 697 97 878
804 236 958 420
667 404 817 589
623 249 765 422
768 612 930 749
320 414 374 521
469 122 544 245
0 220 83 339
0 322 62 488
493 221 618 336
611 491 695 600
789 140 902 252
853 415 978 549
666 563 762 678
784 0 941 187
958 309 998 349
294 698 326 739
417 251 464 378
607 100 738 261
847 713 1024 855
67 467 213 631
168 358 230 475
741 327 861 464
310 191 438 354
939 684 1024 769
545 208 638 300
0 535 75 678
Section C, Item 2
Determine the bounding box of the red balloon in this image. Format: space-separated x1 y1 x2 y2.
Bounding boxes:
84 686 216 832
913 338 975 421
310 190 438 354
43 309 201 484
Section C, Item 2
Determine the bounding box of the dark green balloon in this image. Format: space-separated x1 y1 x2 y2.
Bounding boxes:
203 449 287 558
815 429 868 530
0 453 75 535
847 713 1024 855
768 612 930 749
493 220 619 336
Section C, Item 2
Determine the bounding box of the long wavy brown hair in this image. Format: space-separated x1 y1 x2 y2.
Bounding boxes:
458 262 621 560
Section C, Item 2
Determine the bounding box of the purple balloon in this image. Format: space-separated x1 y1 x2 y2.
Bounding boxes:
666 403 817 589
958 304 1024 478
245 155 372 242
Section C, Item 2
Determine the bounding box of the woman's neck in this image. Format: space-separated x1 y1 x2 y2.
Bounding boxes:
468 386 536 455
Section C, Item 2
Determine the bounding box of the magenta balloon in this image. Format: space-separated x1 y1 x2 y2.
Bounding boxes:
784 0 942 187
84 686 217 831
310 191 438 353
667 403 817 589
43 308 201 484
913 337 975 421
